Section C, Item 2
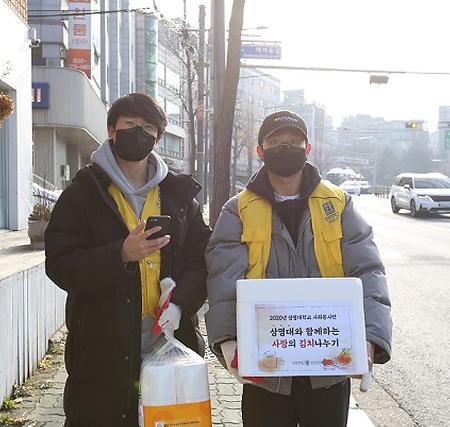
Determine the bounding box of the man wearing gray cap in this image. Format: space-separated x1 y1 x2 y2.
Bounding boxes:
205 111 392 426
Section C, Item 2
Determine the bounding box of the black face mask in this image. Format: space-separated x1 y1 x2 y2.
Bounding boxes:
113 126 156 161
263 146 307 177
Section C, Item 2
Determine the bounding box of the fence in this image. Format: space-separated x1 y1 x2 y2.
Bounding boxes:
374 186 391 198
0 263 66 404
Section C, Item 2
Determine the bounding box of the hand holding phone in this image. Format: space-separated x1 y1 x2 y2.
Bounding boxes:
145 215 171 240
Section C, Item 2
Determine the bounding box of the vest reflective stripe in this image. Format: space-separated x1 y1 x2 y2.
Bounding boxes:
237 181 345 279
109 184 161 318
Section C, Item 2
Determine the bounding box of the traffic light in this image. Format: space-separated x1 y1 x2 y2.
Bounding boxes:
369 74 389 84
405 122 417 129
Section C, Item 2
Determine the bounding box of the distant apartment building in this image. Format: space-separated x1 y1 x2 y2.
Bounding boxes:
234 67 281 187
0 0 33 230
333 114 430 184
153 19 188 173
107 12 188 172
282 89 328 173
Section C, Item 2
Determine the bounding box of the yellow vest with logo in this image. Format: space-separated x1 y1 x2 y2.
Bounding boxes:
237 181 345 279
109 184 161 318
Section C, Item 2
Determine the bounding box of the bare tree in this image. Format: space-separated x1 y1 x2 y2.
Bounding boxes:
210 0 245 227
231 108 257 193
154 0 202 176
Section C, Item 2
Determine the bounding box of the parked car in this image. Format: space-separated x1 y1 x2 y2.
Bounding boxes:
340 180 361 196
389 172 450 217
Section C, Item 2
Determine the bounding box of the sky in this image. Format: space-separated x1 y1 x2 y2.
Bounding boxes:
144 0 450 131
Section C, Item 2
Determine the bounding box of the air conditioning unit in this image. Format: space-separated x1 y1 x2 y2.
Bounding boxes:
60 164 70 181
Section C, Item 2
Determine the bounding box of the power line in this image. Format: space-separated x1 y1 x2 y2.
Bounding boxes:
28 7 155 18
241 63 450 77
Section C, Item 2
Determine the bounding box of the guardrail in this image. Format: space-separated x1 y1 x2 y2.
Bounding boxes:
0 264 66 404
374 186 391 198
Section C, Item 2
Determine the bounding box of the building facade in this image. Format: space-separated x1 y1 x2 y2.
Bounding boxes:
154 20 187 173
332 114 430 185
234 67 281 188
29 0 107 190
32 67 107 189
0 0 33 230
283 89 328 174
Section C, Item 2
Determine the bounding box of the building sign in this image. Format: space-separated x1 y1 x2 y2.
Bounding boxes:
32 83 49 109
68 0 91 78
335 156 369 166
241 44 281 60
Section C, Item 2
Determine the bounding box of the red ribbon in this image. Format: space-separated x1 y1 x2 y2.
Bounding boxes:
152 288 174 336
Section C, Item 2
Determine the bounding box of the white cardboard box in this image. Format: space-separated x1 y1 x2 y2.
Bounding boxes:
237 278 368 377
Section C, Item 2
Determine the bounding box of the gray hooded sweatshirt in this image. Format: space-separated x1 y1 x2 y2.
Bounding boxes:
91 139 168 217
91 139 169 354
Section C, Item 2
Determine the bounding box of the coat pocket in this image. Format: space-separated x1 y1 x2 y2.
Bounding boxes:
319 224 343 269
241 225 266 276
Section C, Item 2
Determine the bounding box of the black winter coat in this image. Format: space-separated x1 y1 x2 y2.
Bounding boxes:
45 163 211 426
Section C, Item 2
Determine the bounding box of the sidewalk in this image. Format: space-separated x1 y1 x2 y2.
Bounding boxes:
0 309 374 427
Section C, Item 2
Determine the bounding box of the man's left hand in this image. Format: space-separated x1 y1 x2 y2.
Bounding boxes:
351 341 374 379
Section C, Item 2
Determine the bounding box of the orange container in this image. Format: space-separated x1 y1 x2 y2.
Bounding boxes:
140 341 212 427
143 400 212 426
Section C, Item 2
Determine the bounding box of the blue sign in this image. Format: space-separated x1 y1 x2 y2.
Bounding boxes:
241 44 281 60
32 82 49 109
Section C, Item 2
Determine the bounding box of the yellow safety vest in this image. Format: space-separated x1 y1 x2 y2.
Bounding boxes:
109 184 161 318
237 181 345 279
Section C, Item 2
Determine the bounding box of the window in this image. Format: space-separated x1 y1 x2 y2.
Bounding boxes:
157 62 165 85
165 134 182 158
165 67 180 93
414 177 450 189
166 100 181 126
400 177 413 187
156 95 165 109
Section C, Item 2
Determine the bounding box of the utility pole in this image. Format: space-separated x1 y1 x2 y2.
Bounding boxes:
209 0 225 222
210 0 245 226
196 4 206 207
203 48 210 206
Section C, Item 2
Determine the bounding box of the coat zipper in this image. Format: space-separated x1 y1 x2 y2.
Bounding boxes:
87 167 140 417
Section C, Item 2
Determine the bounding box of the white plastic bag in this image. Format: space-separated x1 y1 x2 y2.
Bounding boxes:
140 334 212 427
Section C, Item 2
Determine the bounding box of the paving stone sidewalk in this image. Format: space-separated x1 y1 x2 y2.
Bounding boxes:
0 308 373 426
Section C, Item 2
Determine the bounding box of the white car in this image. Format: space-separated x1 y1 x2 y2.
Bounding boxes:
340 180 361 196
389 172 450 217
352 180 371 194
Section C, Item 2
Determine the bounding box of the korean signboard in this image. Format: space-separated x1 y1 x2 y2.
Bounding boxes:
68 0 91 78
32 82 49 109
237 278 368 377
241 44 282 60
256 303 354 374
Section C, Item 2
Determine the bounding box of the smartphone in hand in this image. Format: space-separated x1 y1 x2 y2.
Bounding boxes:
145 215 171 240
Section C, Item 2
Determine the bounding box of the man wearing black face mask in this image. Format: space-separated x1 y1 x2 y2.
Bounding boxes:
45 93 211 426
206 111 392 426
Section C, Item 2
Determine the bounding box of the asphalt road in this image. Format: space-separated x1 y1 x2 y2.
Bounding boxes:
350 195 450 427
